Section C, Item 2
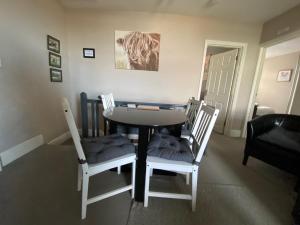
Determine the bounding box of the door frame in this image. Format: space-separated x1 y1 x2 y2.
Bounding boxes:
197 40 248 137
243 31 300 137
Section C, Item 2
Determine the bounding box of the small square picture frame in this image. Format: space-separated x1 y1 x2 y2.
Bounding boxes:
83 48 95 58
47 35 60 53
50 68 62 82
49 52 61 68
277 69 292 82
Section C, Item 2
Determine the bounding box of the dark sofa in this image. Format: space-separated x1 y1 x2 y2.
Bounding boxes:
243 114 300 225
243 114 300 178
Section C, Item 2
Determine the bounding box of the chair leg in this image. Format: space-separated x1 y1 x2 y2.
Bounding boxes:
144 164 151 207
186 173 190 185
104 119 107 135
192 168 198 212
131 160 136 199
242 154 249 166
117 166 121 175
81 173 89 219
77 164 82 191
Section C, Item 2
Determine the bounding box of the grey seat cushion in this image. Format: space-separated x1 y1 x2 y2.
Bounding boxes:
257 127 300 153
147 134 194 163
81 134 135 164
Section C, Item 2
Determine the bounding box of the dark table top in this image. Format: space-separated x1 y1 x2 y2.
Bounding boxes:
103 107 186 128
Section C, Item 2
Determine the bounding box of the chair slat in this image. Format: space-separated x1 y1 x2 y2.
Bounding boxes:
80 92 89 138
196 113 211 144
192 105 219 163
62 98 87 165
91 102 95 137
81 92 102 138
96 102 100 137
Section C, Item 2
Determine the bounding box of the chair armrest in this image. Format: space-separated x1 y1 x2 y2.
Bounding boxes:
246 115 276 143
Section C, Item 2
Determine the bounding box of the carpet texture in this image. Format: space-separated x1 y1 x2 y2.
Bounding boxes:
0 133 296 225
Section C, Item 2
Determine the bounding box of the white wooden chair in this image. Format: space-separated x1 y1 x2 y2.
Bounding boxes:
101 93 115 110
144 105 219 211
101 93 139 142
149 99 205 185
181 99 206 141
62 98 136 219
180 99 205 185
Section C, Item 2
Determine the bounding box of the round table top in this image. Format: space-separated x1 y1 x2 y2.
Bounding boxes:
103 107 187 128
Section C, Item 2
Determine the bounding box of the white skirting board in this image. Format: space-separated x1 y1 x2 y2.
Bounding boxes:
0 134 44 167
229 129 241 138
48 131 71 145
47 129 104 146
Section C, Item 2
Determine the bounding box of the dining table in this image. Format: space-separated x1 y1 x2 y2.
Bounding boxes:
103 106 187 202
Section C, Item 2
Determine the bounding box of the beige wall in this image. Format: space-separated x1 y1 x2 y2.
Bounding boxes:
66 10 262 132
261 5 300 44
0 0 70 153
256 52 300 113
0 5 263 152
291 68 300 115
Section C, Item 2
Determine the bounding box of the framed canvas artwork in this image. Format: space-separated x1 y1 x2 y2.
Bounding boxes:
277 70 292 82
83 48 95 58
50 68 62 82
47 35 60 53
115 31 160 71
49 52 61 68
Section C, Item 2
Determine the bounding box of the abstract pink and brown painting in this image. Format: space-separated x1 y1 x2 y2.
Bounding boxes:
115 31 160 71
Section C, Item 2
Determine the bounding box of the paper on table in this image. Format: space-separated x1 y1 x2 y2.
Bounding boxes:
137 105 160 111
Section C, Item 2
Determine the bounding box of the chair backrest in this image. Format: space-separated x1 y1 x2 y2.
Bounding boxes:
101 93 115 110
62 98 88 170
191 105 219 163
186 98 206 127
185 98 193 115
81 92 102 138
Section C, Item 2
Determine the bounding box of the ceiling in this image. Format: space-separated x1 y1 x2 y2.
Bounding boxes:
59 0 300 24
266 37 300 58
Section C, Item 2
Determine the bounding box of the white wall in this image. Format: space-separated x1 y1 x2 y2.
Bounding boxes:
66 10 262 132
0 5 263 151
0 0 70 153
256 52 300 113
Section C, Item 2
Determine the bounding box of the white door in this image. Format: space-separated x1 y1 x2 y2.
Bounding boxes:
204 49 239 133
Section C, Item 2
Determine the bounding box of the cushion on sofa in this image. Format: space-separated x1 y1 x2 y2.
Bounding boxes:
147 134 194 163
257 127 300 153
81 134 135 164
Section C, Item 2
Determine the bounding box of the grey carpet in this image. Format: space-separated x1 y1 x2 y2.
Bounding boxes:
0 133 296 225
127 134 296 225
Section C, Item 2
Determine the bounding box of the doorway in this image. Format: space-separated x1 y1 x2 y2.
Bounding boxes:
198 40 247 136
244 36 300 137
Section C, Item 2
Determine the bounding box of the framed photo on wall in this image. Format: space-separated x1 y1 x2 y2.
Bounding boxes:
47 35 60 53
50 68 62 82
83 48 95 58
277 69 292 82
49 52 61 68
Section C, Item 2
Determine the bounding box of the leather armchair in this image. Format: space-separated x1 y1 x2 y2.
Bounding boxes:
243 114 300 178
293 194 300 225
